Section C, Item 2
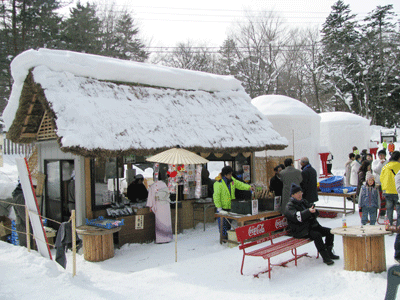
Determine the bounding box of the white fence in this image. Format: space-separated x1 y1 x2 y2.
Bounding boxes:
2 135 33 156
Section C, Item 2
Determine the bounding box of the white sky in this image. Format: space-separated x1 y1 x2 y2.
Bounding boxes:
70 0 400 47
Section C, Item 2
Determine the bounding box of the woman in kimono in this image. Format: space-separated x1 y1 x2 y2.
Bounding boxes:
147 181 173 243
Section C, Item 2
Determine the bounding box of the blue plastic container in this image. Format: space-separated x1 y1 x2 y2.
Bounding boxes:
319 176 344 190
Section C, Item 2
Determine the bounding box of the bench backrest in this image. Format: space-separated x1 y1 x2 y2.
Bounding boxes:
235 216 288 250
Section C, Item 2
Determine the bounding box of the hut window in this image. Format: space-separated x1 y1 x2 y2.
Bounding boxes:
91 157 123 210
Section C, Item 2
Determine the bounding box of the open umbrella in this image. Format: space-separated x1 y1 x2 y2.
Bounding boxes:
146 147 209 262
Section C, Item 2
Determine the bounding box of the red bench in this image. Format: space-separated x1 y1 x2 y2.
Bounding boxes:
235 215 318 279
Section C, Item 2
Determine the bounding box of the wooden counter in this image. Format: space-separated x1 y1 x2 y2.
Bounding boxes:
116 213 155 246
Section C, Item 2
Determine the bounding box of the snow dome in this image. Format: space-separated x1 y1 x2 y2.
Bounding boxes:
319 112 371 172
251 95 321 172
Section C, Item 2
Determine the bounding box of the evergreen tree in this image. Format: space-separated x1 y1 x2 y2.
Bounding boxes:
19 0 62 50
61 1 102 54
0 0 12 113
321 0 360 111
217 38 239 76
106 12 148 61
0 0 64 113
359 5 399 126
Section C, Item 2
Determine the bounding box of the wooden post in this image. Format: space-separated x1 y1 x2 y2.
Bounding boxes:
25 206 30 252
175 184 178 262
71 210 76 277
292 129 295 159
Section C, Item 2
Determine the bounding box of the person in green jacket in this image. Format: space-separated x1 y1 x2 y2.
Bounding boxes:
213 166 254 238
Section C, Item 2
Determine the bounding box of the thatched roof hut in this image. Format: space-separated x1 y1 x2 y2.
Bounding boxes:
4 49 287 156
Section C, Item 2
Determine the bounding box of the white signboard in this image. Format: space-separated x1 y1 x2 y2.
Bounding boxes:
135 215 144 230
252 199 258 215
16 158 52 259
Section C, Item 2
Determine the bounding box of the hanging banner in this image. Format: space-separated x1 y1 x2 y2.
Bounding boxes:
187 165 195 181
183 164 189 194
153 163 159 182
195 165 202 199
243 165 250 182
168 164 176 193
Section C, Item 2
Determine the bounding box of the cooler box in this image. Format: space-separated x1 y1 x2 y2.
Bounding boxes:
231 200 252 215
258 197 275 211
235 190 252 200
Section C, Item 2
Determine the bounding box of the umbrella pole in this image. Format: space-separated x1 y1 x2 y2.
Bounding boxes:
175 184 178 262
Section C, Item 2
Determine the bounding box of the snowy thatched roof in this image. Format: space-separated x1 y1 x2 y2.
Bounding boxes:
3 49 287 157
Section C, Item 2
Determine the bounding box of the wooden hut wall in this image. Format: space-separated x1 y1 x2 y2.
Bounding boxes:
37 140 86 226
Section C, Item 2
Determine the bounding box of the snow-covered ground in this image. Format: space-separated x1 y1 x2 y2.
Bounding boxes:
0 207 397 300
1 146 400 299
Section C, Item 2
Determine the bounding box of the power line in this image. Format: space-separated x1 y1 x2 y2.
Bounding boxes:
111 4 399 16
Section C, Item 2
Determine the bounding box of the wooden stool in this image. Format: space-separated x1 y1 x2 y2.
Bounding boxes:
76 225 121 262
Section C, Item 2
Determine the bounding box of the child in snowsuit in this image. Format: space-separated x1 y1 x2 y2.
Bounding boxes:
359 174 379 225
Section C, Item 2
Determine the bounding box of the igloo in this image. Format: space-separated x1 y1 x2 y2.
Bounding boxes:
252 95 321 172
319 112 371 173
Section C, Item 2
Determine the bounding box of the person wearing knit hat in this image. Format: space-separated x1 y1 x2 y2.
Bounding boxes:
290 183 302 196
359 173 379 225
285 183 338 265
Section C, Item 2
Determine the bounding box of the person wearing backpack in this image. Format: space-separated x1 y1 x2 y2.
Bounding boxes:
380 151 400 225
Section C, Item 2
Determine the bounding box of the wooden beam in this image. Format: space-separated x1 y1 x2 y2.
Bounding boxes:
20 133 37 138
22 94 39 130
85 158 93 219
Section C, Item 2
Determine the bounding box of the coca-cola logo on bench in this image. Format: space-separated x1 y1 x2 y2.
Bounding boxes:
275 217 288 229
247 217 287 237
248 223 265 237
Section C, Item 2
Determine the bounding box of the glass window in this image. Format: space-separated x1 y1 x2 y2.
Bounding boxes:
91 157 123 210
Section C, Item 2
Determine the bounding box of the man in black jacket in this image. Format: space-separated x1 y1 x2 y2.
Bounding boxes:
300 157 319 204
269 165 283 197
284 183 339 265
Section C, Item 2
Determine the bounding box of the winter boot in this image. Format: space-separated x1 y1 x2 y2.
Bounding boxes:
327 246 340 260
320 250 334 265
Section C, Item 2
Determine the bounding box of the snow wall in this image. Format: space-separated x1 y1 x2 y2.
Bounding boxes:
319 112 371 172
251 95 321 173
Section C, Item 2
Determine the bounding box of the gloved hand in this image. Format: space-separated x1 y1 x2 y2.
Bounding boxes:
217 208 228 215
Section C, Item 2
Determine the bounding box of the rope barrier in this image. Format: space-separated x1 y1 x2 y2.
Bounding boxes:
0 199 70 225
0 208 78 278
0 199 26 208
0 223 56 247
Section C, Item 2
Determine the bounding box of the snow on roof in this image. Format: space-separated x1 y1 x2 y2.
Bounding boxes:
319 112 371 125
4 48 246 129
251 95 319 118
3 49 288 156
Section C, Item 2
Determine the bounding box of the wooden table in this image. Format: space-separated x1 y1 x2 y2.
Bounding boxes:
317 192 356 215
76 225 121 262
215 210 281 244
331 225 390 272
193 200 215 231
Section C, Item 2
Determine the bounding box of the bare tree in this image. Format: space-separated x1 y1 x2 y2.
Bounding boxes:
157 40 218 73
228 10 288 98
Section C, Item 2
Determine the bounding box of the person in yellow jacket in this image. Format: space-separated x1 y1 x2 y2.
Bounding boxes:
213 166 254 238
380 151 400 225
